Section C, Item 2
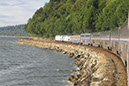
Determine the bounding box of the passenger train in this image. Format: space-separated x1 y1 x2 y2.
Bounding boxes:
55 31 129 66
54 17 129 86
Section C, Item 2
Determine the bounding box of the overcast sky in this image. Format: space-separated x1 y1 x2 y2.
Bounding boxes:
0 0 49 27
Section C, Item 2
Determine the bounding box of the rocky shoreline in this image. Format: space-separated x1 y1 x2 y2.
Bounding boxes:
17 37 127 86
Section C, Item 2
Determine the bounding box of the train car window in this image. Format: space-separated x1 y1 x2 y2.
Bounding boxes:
93 35 100 37
85 35 90 37
81 35 84 37
81 34 90 37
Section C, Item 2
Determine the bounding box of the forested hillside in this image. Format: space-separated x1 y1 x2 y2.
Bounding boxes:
25 0 129 37
0 24 30 36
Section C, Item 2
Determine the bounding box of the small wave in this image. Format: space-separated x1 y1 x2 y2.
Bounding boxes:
0 63 33 77
56 69 71 72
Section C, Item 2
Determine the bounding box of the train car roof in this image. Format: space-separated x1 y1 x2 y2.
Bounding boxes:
56 35 70 36
55 35 63 36
81 33 91 35
70 35 80 36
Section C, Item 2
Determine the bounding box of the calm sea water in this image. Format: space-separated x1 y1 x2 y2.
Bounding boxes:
0 37 74 86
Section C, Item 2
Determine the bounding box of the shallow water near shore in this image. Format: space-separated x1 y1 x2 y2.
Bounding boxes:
0 37 74 86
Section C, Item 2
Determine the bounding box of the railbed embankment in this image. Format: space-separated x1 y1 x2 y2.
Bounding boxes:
17 37 127 86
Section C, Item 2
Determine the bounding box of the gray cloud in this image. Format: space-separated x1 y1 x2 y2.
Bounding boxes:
0 0 49 27
0 16 10 18
0 3 10 6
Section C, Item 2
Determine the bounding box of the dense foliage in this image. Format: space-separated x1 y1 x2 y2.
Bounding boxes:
0 24 30 36
25 0 129 37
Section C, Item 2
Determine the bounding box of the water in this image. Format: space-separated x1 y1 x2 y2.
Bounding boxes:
0 37 74 86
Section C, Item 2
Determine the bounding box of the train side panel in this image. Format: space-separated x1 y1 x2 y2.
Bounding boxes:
70 35 80 44
55 35 63 41
80 33 91 45
62 35 70 42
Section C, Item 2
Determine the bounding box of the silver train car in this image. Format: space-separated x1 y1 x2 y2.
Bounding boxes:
80 33 91 45
70 35 80 43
